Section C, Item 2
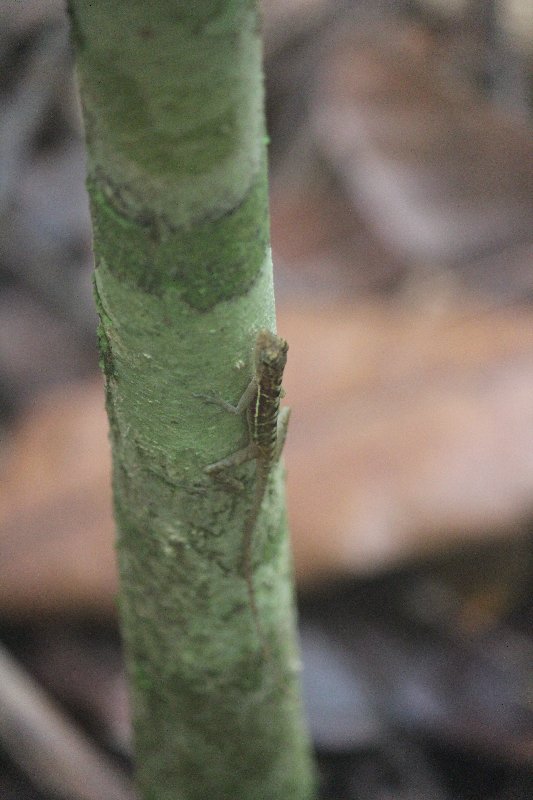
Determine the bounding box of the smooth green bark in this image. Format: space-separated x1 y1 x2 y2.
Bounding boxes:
69 1 314 799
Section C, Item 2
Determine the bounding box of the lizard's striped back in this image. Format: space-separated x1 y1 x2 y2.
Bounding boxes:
249 330 287 462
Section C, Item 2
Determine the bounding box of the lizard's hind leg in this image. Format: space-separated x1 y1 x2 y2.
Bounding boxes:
204 443 257 491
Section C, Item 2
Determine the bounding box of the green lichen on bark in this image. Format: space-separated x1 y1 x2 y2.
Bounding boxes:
70 0 315 798
87 168 269 308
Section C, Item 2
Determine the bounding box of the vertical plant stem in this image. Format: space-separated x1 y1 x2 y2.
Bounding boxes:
69 1 315 798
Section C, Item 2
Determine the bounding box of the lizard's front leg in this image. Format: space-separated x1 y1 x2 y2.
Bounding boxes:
194 376 257 416
196 378 258 489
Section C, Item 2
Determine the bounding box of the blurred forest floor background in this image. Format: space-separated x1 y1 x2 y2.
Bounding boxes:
0 1 532 799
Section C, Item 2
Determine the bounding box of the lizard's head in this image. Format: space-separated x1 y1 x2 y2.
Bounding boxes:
255 329 288 373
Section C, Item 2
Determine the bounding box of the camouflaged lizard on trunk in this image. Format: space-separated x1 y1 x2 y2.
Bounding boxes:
199 330 290 654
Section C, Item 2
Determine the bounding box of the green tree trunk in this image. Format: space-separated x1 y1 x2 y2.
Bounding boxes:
68 2 315 799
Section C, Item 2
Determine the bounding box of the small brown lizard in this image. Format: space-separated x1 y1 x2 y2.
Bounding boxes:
199 329 290 652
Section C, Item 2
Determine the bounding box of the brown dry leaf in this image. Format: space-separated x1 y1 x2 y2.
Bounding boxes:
280 303 533 585
2 302 533 614
0 378 117 616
